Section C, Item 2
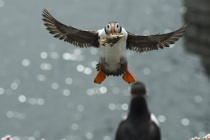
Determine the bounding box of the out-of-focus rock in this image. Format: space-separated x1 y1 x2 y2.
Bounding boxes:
190 134 210 140
204 134 210 140
184 0 210 77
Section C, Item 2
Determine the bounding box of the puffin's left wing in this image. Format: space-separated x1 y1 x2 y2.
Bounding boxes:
42 9 99 48
126 25 187 52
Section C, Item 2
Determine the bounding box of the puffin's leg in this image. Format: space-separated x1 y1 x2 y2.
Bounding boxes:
94 64 106 84
122 64 135 84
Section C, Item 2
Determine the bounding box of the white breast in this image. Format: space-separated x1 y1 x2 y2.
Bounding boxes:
97 28 128 71
151 113 160 126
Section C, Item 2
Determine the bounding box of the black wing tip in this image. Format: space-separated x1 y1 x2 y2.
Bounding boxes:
183 23 189 28
177 24 188 33
42 9 59 36
42 9 55 20
170 24 188 39
42 9 49 19
42 9 49 14
157 24 188 48
42 9 48 17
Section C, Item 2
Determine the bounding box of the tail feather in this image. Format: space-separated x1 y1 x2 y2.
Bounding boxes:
96 63 126 76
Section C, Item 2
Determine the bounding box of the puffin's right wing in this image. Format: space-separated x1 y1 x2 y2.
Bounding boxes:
42 9 99 48
126 25 187 52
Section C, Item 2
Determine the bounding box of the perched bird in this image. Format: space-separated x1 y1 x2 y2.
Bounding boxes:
42 9 187 84
115 81 161 140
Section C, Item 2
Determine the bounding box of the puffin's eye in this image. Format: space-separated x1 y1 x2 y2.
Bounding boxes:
116 24 119 28
107 24 110 28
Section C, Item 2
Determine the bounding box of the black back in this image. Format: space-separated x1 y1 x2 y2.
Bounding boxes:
115 82 161 140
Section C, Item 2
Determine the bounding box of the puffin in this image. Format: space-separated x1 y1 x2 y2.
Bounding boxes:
115 81 161 140
42 9 187 84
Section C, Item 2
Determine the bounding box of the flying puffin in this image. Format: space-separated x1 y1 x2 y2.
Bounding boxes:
42 9 187 84
115 81 161 140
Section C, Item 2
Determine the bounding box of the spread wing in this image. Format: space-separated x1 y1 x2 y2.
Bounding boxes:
42 9 99 48
126 25 187 52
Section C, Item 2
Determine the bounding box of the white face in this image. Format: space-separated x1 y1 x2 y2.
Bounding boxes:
105 22 122 35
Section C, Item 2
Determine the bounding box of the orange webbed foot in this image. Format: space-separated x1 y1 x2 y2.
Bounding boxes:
94 65 106 84
122 70 135 84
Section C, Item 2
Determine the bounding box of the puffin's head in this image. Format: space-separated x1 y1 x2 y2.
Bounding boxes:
130 81 148 97
104 21 122 35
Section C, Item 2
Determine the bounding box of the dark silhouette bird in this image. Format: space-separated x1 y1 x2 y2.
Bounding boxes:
42 9 187 84
115 81 161 140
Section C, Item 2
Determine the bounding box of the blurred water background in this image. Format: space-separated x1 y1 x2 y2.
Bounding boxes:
0 0 210 140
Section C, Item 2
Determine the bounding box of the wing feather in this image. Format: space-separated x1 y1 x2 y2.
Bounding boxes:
127 25 187 52
42 9 99 48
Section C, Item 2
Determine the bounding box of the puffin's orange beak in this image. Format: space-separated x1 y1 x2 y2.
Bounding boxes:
111 25 115 35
